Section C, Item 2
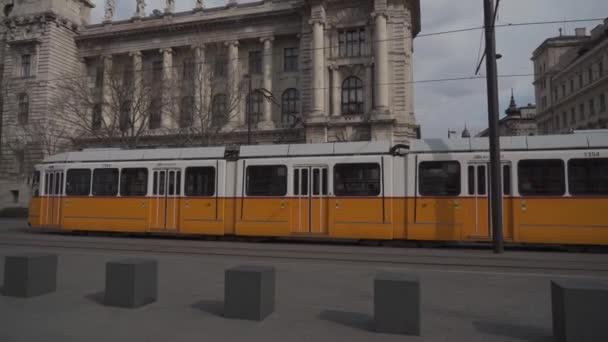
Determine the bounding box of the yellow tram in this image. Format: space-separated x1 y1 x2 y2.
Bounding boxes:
28 134 608 245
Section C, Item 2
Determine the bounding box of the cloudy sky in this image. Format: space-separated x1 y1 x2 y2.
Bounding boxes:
89 0 608 137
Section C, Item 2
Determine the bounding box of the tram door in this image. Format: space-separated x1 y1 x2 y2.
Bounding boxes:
43 170 64 228
467 163 513 240
151 169 181 231
293 166 329 234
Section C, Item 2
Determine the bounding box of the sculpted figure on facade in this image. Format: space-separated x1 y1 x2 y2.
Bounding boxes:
165 0 175 13
135 0 146 17
195 0 204 10
104 0 115 21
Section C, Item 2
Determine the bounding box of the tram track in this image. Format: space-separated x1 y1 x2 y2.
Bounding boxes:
1 230 608 275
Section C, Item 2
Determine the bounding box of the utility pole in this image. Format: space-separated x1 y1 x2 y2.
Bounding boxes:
483 0 504 253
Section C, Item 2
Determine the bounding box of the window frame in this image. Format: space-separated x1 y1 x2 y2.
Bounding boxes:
119 168 149 197
283 47 299 72
246 90 263 124
245 165 288 197
517 159 566 197
333 163 381 197
66 169 92 196
418 161 461 197
18 93 29 125
281 88 299 125
341 76 364 115
21 54 32 78
567 158 608 196
92 168 120 197
185 166 216 197
338 28 366 58
248 50 262 75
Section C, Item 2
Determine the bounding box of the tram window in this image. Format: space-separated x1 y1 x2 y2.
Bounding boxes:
92 168 119 196
294 169 300 195
334 163 381 197
477 165 486 195
32 171 40 196
55 173 62 195
322 168 328 195
518 159 565 196
246 165 287 196
120 168 148 196
45 173 50 195
301 169 309 196
313 169 320 195
568 158 608 195
66 169 91 196
468 166 475 195
419 161 461 196
185 167 215 197
503 165 512 196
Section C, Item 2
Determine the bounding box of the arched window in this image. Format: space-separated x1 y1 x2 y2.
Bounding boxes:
246 90 263 124
341 76 363 115
281 88 299 125
179 96 194 128
211 94 228 127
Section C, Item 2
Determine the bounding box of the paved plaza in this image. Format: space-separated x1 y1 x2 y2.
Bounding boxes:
0 219 607 342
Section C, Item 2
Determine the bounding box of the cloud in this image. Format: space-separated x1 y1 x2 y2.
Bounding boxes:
89 0 608 138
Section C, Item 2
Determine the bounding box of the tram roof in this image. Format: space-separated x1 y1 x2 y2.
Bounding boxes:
239 141 393 158
410 134 608 153
43 146 226 163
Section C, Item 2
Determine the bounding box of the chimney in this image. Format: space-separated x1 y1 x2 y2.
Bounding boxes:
575 27 587 37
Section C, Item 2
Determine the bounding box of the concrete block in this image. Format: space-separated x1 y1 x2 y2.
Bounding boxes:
104 259 158 308
374 273 420 335
224 265 275 321
2 253 58 298
551 280 608 342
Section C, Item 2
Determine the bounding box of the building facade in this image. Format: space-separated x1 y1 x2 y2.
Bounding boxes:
533 19 608 135
0 0 421 211
477 93 537 137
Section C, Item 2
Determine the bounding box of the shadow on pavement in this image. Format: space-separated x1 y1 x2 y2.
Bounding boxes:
84 291 105 305
191 299 224 317
319 309 374 332
473 320 553 342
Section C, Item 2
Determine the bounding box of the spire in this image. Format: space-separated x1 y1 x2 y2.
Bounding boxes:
506 89 521 116
461 124 471 138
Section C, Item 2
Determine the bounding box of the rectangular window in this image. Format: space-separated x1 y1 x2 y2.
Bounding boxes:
600 61 604 77
18 93 29 125
120 168 148 196
66 169 91 196
579 74 583 88
95 66 104 88
294 169 300 196
418 161 461 196
477 165 486 195
334 163 381 197
92 168 119 196
579 103 585 120
152 61 163 81
601 94 606 113
339 28 365 57
571 108 576 124
246 165 287 196
589 67 594 83
503 165 512 196
185 167 215 197
568 158 608 195
590 99 596 116
561 84 566 97
21 54 31 77
562 112 568 127
518 159 565 196
249 51 262 75
468 165 475 195
284 47 299 72
214 55 226 77
570 78 574 93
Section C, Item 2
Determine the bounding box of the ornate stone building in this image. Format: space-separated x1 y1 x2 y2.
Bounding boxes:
477 92 537 137
0 0 421 211
533 19 608 134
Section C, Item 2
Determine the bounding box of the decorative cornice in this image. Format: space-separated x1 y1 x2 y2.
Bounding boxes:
370 11 389 20
259 36 274 44
224 40 239 47
308 18 325 26
159 47 174 55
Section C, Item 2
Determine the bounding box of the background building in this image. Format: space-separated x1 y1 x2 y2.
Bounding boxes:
477 92 537 137
533 19 608 134
0 0 421 211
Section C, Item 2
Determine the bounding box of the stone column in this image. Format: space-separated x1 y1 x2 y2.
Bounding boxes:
225 41 241 125
191 44 206 125
310 19 325 116
129 51 143 130
160 47 174 128
329 64 340 116
365 62 374 114
372 11 389 113
101 55 113 124
259 37 275 129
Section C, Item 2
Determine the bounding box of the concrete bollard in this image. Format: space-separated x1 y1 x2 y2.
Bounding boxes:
224 265 275 321
104 258 158 308
551 280 608 342
2 253 58 298
374 273 420 336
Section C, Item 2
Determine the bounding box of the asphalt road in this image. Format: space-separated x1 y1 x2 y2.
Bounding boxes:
0 219 607 341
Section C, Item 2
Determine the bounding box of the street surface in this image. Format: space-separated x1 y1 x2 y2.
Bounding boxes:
0 219 607 342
